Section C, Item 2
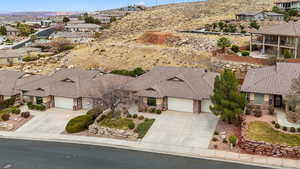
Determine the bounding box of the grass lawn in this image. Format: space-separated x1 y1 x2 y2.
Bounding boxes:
246 121 300 147
99 113 133 130
136 119 155 138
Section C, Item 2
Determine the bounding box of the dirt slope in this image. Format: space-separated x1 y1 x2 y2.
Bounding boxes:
65 0 276 72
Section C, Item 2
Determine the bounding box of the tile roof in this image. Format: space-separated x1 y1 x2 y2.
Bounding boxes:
250 22 300 36
125 66 218 100
241 63 300 96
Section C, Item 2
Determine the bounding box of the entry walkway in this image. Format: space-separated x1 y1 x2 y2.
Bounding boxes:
276 109 300 128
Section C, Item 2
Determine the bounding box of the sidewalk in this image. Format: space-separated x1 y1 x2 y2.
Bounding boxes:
0 131 298 169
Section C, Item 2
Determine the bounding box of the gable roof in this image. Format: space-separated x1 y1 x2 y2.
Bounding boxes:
0 70 42 96
250 22 300 36
125 66 218 100
241 63 300 96
236 11 263 16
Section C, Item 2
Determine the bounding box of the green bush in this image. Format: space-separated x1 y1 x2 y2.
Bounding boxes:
290 127 296 133
229 135 238 147
86 107 103 119
0 97 16 110
214 131 219 135
128 121 135 129
282 126 288 131
110 67 145 77
127 114 132 118
231 45 239 53
241 51 250 56
133 114 138 119
254 109 262 117
23 56 39 62
136 119 155 138
298 128 300 132
65 115 94 133
156 110 162 115
1 113 10 121
271 121 276 125
275 123 280 129
27 103 46 111
11 107 21 114
21 112 30 118
138 115 144 120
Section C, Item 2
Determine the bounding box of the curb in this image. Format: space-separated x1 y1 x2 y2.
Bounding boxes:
0 134 290 169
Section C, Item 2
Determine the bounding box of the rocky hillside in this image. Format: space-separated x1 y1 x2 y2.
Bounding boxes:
65 0 276 72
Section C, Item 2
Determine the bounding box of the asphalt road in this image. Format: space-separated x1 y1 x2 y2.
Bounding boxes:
0 139 274 169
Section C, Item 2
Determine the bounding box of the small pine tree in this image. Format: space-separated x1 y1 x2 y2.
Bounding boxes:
63 17 70 23
217 37 231 53
210 69 246 124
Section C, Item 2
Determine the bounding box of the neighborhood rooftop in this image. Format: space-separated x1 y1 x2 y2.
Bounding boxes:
250 22 300 36
241 62 300 96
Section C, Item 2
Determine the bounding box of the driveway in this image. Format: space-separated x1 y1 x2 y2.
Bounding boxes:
141 111 219 149
16 108 86 134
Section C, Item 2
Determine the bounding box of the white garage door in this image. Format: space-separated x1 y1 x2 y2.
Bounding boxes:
201 99 213 113
168 97 193 113
54 97 74 109
83 98 93 110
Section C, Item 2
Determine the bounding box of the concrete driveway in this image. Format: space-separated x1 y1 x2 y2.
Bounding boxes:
16 108 86 134
141 111 219 149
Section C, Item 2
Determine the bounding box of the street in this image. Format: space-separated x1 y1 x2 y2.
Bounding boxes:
0 139 274 169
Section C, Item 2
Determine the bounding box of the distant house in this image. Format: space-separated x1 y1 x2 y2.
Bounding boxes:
124 66 218 113
236 11 284 21
18 69 133 110
0 48 40 66
49 32 96 43
94 15 112 24
5 26 20 36
275 0 300 11
250 22 300 58
65 24 102 32
241 63 300 111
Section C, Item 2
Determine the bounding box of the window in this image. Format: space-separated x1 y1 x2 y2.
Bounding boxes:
269 96 273 105
36 97 43 104
147 97 156 106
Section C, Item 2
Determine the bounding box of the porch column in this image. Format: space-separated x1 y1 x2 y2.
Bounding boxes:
250 33 253 53
295 38 299 58
277 36 281 58
262 35 266 54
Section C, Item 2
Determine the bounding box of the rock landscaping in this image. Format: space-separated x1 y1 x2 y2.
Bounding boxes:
0 107 33 131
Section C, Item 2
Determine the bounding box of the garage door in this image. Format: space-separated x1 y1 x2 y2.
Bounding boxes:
201 99 213 113
54 97 74 109
168 97 193 113
82 98 93 110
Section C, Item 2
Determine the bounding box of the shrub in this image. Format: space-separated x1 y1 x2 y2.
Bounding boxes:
212 137 218 142
11 107 21 114
297 128 300 132
21 112 30 118
133 114 138 119
34 104 46 111
65 115 94 133
214 131 219 135
274 123 280 129
254 109 262 117
245 109 251 115
223 138 228 144
148 108 156 113
23 56 38 62
282 126 288 131
86 107 103 119
229 135 238 147
241 51 250 56
138 115 144 120
290 127 296 133
271 121 276 125
156 110 162 115
0 97 16 110
231 45 239 53
1 113 10 121
136 119 155 138
126 114 132 118
128 122 135 129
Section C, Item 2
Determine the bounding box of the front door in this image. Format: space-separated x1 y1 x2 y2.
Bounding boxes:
274 95 282 108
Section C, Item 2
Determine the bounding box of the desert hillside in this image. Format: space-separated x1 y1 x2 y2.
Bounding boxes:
66 0 276 72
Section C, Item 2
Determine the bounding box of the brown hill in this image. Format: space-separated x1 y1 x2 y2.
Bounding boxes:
65 0 276 72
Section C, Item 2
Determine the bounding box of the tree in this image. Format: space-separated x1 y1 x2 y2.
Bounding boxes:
63 17 70 23
0 26 7 35
217 37 231 53
210 69 246 124
17 24 34 36
250 20 260 30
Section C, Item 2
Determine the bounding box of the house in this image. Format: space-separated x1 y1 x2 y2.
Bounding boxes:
65 24 102 33
241 62 300 111
0 48 41 66
49 32 96 43
236 11 284 21
250 22 300 58
0 70 42 103
275 0 300 11
18 69 133 110
124 66 218 113
94 15 112 24
5 26 20 36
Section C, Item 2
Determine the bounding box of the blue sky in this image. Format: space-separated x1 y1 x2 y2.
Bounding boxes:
0 0 201 12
